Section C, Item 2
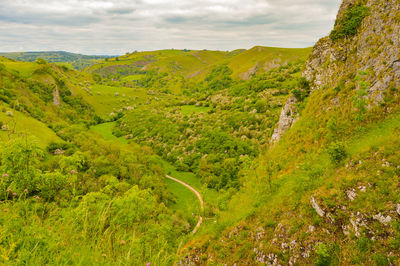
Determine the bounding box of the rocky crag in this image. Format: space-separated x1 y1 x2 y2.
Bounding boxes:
272 0 400 142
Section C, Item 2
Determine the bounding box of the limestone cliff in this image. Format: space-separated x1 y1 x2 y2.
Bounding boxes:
305 0 400 100
270 95 298 144
272 0 400 143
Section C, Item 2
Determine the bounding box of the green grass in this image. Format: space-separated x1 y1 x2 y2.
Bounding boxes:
228 46 312 79
162 160 202 190
90 122 127 144
348 112 400 155
180 105 211 115
0 105 61 147
2 61 38 77
161 159 219 225
77 85 149 117
121 74 146 82
162 160 202 223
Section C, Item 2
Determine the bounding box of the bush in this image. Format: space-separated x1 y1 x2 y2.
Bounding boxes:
330 3 369 41
39 172 70 201
293 77 310 101
327 142 347 165
315 243 332 266
0 137 43 193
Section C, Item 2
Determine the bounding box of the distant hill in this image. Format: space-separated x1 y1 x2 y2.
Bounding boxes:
0 51 111 70
87 46 312 81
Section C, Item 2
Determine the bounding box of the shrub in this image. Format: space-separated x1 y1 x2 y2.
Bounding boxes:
0 137 43 193
315 243 332 266
39 172 70 201
293 77 310 101
327 141 347 165
330 3 369 41
299 77 310 91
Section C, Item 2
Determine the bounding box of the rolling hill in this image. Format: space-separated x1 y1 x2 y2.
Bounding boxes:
0 51 111 70
87 46 312 82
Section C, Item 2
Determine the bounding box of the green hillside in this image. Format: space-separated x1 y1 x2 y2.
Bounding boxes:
1 0 400 264
228 46 312 79
87 46 311 93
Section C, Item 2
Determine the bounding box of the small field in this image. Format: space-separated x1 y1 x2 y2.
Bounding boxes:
180 105 211 115
90 122 127 144
78 85 149 117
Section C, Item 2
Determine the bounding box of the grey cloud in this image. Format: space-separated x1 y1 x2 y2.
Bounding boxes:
106 8 135 15
0 13 100 26
0 0 342 54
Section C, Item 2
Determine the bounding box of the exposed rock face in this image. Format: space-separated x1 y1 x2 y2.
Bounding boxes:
304 0 400 100
240 62 259 80
271 0 400 144
270 95 298 144
53 86 61 106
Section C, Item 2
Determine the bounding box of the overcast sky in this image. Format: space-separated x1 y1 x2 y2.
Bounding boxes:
0 0 342 55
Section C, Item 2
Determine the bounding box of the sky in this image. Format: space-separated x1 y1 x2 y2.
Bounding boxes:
0 0 342 55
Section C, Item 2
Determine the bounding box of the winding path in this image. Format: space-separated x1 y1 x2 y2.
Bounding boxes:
165 174 204 234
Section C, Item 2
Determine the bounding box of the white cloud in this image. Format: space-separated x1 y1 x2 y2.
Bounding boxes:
0 0 342 54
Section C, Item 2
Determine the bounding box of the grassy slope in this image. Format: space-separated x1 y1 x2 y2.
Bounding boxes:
0 60 94 146
76 85 146 117
90 122 127 144
0 104 61 147
228 46 312 79
185 78 400 263
2 61 38 77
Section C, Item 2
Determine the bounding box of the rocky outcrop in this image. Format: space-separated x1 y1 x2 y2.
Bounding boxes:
271 0 400 144
240 62 259 80
270 95 298 144
53 86 61 106
304 0 400 101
